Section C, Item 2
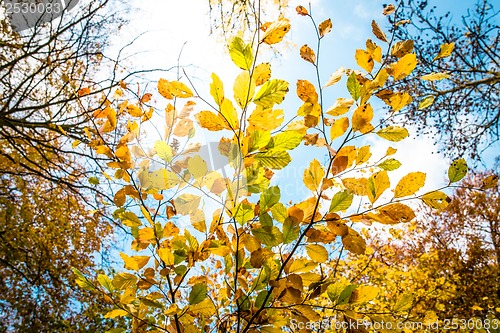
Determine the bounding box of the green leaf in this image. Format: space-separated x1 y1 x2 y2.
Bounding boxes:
229 36 254 70
418 95 436 110
254 150 291 169
253 79 289 109
234 200 254 226
394 293 414 312
154 141 173 163
248 130 271 153
88 177 99 185
72 268 95 291
329 190 353 213
347 73 362 101
98 274 114 293
282 217 300 244
268 131 303 151
251 226 283 246
376 126 409 142
448 158 468 183
378 158 401 171
260 186 280 212
189 283 208 305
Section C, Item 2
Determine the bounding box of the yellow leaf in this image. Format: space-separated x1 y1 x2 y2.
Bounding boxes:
120 253 150 271
323 66 344 88
261 18 291 45
228 36 254 70
342 177 367 196
296 79 318 103
481 174 498 189
326 98 354 116
104 309 128 319
342 228 366 254
391 40 414 58
386 147 397 156
253 63 271 86
388 53 417 80
233 71 255 109
330 117 349 141
209 73 224 106
157 79 193 99
383 4 396 15
355 49 374 73
158 248 175 266
219 99 239 129
394 172 426 198
303 159 325 192
318 18 332 37
355 145 371 165
376 126 409 141
367 170 390 203
418 95 436 110
288 258 318 274
188 155 208 179
352 103 374 133
300 44 316 64
306 244 328 263
433 42 454 61
195 111 229 131
126 104 142 117
154 141 173 163
248 107 284 132
350 285 379 303
421 72 451 81
422 191 451 209
371 20 387 42
387 92 413 112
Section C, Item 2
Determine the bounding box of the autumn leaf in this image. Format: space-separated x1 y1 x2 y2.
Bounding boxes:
306 244 328 262
418 95 436 110
296 5 309 16
433 42 455 61
296 79 318 103
388 53 418 80
355 49 374 73
422 191 451 209
233 71 255 109
421 72 451 81
253 63 271 86
330 117 349 141
342 228 366 254
376 126 409 142
367 170 390 203
383 4 396 15
391 40 414 58
195 111 229 131
210 73 225 106
346 73 362 101
378 158 401 171
318 18 332 37
326 98 354 116
300 44 316 64
323 66 344 88
394 172 426 198
371 20 387 42
253 79 289 108
157 79 193 99
303 159 325 192
352 103 374 133
120 253 150 271
261 18 291 45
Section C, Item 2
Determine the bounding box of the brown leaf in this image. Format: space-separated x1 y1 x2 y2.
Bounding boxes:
318 18 332 38
371 20 387 42
296 5 309 16
383 4 396 15
300 44 316 64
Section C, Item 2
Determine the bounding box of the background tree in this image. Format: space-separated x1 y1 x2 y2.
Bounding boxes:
0 0 136 331
387 0 500 163
338 172 500 331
